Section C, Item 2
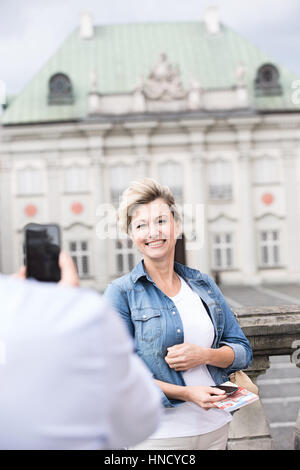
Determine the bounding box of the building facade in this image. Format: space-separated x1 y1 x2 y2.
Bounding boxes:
1 8 300 291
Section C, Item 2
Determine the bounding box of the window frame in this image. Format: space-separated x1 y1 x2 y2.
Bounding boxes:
48 73 74 105
114 238 136 275
16 167 44 196
69 239 91 278
109 164 133 205
63 166 89 194
255 63 282 97
207 160 233 201
211 232 234 271
258 229 281 268
158 161 183 202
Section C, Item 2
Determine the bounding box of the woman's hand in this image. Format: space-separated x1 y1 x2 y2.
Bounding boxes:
165 342 210 371
183 385 226 410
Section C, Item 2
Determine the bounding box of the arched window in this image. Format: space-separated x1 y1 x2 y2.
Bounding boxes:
158 161 183 201
109 164 133 204
64 166 89 193
17 167 43 195
208 160 232 200
253 157 278 184
255 64 282 96
48 73 74 104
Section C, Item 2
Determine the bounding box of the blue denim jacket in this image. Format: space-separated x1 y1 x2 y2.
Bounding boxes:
104 260 253 408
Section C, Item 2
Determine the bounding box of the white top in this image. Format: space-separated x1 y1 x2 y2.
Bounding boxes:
150 276 231 439
0 275 162 450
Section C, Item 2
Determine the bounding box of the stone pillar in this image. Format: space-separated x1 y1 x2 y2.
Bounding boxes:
228 304 300 450
0 156 14 274
124 121 157 180
228 118 260 284
294 408 300 450
91 153 108 291
135 155 151 179
282 148 300 273
87 129 109 292
180 119 214 273
46 153 61 224
190 152 209 273
227 356 274 450
237 149 257 283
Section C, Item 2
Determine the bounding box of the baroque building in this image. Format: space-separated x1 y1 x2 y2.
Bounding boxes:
1 7 300 291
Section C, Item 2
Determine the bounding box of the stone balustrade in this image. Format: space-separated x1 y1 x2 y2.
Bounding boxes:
227 305 300 450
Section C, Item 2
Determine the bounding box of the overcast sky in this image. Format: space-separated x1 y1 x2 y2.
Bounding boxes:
0 0 299 96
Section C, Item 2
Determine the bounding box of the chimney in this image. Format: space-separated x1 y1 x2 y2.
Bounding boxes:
80 12 94 39
0 79 6 107
204 6 220 34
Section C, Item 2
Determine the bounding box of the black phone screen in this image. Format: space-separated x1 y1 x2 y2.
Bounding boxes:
24 223 61 283
211 384 238 396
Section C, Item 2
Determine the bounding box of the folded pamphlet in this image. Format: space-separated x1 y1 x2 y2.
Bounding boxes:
213 381 259 412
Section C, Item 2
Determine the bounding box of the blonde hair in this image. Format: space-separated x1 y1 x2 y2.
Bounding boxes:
117 178 181 234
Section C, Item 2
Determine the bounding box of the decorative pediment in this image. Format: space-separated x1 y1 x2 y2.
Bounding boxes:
255 213 284 222
208 214 237 224
87 54 250 115
63 222 93 231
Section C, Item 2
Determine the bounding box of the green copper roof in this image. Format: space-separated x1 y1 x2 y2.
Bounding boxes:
2 21 300 125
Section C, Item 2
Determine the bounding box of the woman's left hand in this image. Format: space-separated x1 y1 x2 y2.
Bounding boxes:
165 343 210 371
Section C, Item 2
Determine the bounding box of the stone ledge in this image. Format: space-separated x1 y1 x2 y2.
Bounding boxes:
228 437 274 450
233 305 300 357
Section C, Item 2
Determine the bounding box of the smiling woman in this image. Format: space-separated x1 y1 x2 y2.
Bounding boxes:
104 178 253 450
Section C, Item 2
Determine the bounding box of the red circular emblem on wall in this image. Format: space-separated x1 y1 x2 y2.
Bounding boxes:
25 204 37 217
262 193 274 205
71 202 84 214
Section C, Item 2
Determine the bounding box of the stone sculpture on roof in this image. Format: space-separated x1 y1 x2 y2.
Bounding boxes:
143 53 186 101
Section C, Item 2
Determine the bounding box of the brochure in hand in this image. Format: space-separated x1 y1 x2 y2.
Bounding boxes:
213 381 259 412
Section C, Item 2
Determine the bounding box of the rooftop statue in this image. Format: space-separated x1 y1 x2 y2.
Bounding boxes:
144 53 186 101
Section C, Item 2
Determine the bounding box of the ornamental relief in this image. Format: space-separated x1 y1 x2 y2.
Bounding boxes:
143 53 186 101
87 54 249 115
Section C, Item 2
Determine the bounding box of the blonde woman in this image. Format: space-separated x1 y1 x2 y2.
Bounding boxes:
104 178 253 450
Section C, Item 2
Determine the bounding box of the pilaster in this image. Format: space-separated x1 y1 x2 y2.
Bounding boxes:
0 155 14 273
281 142 300 273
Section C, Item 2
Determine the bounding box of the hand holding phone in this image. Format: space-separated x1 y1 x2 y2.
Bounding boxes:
211 384 238 396
23 223 61 283
15 250 79 287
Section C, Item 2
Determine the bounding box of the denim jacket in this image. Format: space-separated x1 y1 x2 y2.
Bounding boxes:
104 260 253 408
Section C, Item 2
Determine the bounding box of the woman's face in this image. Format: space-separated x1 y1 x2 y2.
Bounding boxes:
129 198 181 262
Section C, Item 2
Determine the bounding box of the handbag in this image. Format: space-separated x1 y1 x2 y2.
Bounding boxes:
229 370 259 395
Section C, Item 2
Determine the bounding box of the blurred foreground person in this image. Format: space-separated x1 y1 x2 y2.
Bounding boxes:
0 252 161 450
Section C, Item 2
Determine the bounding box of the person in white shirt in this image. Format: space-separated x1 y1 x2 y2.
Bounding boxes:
0 251 161 450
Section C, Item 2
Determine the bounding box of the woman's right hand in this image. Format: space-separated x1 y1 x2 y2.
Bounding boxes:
184 386 226 410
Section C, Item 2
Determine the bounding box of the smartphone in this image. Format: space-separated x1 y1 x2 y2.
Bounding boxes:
211 384 238 396
23 223 61 283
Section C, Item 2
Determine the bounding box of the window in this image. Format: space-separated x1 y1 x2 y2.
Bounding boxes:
17 168 43 195
109 165 133 204
158 162 183 201
253 157 278 184
64 166 89 193
255 64 282 97
259 230 280 267
69 240 91 277
208 161 232 200
48 73 74 105
115 239 135 274
212 233 234 270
